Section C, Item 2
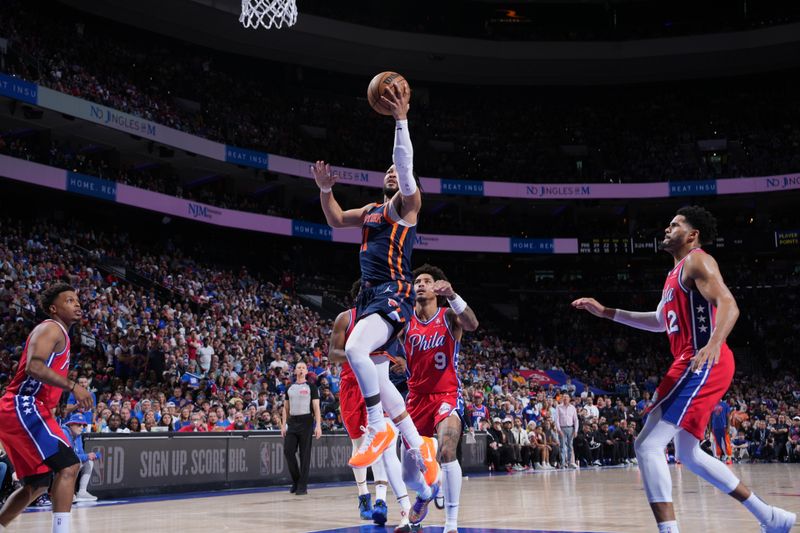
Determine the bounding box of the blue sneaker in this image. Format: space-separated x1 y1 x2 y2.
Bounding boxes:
409 481 439 525
358 494 373 520
33 494 51 508
372 499 388 526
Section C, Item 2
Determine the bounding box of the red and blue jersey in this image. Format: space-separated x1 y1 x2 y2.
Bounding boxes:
340 308 358 383
404 308 461 395
660 248 730 360
648 248 736 440
359 202 416 284
470 404 489 429
6 320 71 410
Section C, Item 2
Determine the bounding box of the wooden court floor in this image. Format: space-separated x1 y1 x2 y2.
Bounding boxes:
14 464 800 532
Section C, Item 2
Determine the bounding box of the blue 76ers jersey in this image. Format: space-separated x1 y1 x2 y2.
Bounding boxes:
360 202 416 283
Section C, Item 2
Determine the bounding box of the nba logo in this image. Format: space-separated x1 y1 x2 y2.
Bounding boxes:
91 446 106 485
259 442 270 476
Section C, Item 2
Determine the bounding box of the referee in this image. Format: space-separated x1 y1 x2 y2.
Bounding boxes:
281 361 322 495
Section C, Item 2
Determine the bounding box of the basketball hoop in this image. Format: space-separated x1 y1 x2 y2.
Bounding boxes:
239 0 298 29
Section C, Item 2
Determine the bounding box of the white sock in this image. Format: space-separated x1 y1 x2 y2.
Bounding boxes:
78 467 92 493
375 482 388 502
657 520 679 533
441 460 462 530
396 416 424 449
380 432 406 504
743 494 773 524
366 404 386 429
353 436 370 495
397 494 411 513
52 512 71 533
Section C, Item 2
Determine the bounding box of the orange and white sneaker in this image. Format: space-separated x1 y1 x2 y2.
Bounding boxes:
419 436 441 487
349 423 397 468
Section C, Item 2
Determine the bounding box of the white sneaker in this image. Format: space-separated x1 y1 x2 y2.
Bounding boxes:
74 491 98 502
761 507 796 533
397 509 410 529
536 462 544 469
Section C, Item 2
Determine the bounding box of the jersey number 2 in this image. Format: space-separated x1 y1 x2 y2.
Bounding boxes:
434 351 448 370
667 310 679 334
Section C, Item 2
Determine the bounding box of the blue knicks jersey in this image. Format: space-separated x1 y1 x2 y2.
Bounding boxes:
360 202 416 283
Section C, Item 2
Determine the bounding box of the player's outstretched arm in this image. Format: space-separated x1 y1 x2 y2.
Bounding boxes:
26 323 93 409
571 297 665 333
382 83 422 223
312 160 372 228
684 252 739 371
435 280 479 336
326 311 350 363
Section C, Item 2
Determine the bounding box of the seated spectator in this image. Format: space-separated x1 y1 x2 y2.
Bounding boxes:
321 412 340 433
542 420 562 468
256 411 278 431
158 413 175 431
485 418 513 472
178 412 208 432
226 411 253 431
102 413 130 434
127 417 142 433
528 422 552 470
61 414 99 502
509 417 532 470
732 430 751 463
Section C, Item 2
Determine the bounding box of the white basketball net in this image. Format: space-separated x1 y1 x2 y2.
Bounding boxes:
240 0 298 29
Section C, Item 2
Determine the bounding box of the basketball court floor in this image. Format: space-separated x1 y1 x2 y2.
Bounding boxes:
15 464 800 532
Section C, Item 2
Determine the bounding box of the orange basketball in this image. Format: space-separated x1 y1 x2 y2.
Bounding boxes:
367 71 410 116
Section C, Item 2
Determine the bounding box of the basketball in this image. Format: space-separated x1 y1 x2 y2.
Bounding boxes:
367 71 410 115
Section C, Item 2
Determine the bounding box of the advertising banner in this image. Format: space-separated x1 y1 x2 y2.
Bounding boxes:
0 72 38 104
3 75 800 200
84 432 488 498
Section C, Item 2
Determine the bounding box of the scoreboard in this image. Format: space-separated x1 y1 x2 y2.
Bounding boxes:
579 237 659 255
775 230 799 248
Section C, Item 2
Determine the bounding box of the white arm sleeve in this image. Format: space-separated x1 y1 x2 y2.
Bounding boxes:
612 300 666 333
393 119 416 196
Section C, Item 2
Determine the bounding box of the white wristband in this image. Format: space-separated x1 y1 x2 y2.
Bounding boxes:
447 294 467 315
319 186 332 194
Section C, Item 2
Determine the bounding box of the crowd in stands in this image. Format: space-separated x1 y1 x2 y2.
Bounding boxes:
1 0 800 186
1 215 798 481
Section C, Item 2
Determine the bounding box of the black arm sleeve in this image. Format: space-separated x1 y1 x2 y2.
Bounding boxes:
309 384 319 401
